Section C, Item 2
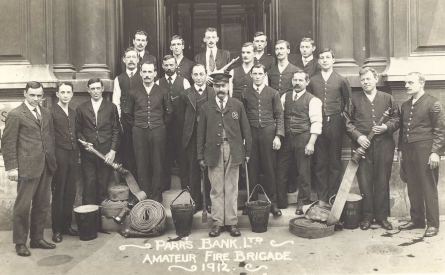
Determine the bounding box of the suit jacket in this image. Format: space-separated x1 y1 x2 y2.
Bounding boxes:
178 85 215 149
291 56 320 78
75 99 121 151
197 96 252 166
2 103 57 179
194 49 231 72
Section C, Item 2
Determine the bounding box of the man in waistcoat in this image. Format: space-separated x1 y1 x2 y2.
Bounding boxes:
156 55 191 191
121 30 156 72
344 67 399 230
50 82 79 243
171 35 194 85
398 72 445 237
268 40 300 96
292 38 320 78
276 70 322 214
307 48 351 205
177 64 213 212
253 32 275 73
197 73 252 237
242 64 283 216
124 61 174 202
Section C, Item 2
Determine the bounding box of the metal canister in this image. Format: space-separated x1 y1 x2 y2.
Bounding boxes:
340 193 362 229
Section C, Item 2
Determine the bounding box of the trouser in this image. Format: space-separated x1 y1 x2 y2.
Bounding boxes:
276 131 312 208
184 127 211 209
208 141 239 226
13 162 52 244
52 147 78 233
117 114 138 180
353 137 394 222
402 140 440 228
164 116 188 190
133 125 166 202
247 125 278 202
81 140 113 205
314 113 344 203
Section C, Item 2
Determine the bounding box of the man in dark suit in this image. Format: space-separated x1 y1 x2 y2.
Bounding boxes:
49 82 79 243
194 27 231 84
253 31 275 73
124 61 174 202
344 67 399 230
197 73 252 238
177 64 213 212
171 35 194 84
2 81 57 256
291 38 320 78
398 72 445 237
76 78 121 205
122 30 157 71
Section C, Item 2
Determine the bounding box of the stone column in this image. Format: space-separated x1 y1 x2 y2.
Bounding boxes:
52 0 76 79
364 0 389 72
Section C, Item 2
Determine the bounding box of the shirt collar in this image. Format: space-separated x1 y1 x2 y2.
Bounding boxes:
175 56 183 65
24 100 40 114
194 84 206 92
216 95 228 104
138 50 145 58
126 68 137 77
206 47 217 56
293 89 306 98
91 98 103 106
166 73 177 82
143 84 154 94
253 84 265 92
303 55 313 62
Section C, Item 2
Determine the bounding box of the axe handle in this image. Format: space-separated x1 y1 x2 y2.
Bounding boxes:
201 168 207 223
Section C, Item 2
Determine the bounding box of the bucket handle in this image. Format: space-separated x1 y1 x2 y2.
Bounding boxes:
247 184 271 205
170 188 195 207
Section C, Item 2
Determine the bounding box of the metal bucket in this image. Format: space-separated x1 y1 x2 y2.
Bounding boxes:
246 184 271 233
74 205 100 241
170 189 195 237
340 194 362 229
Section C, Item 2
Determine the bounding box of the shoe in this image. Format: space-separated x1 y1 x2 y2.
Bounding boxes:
62 227 79 236
398 221 425 230
295 205 304 215
209 225 224 237
270 203 282 217
376 220 393 230
15 244 31 257
227 225 241 237
424 227 439 237
29 239 56 249
52 232 62 243
360 220 371 230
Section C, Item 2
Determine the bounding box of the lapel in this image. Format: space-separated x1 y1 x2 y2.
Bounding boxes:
21 103 41 126
215 49 222 62
55 104 69 117
222 97 232 114
149 85 158 97
98 99 106 114
413 93 427 106
187 87 197 111
86 100 94 114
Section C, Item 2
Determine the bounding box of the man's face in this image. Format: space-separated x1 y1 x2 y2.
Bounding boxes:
241 46 255 64
292 73 309 92
251 67 266 86
192 66 206 87
123 50 138 70
133 34 147 52
162 58 177 76
275 43 289 61
405 74 424 95
140 63 157 84
300 41 315 58
318 51 335 71
56 84 73 104
214 82 229 99
360 71 378 93
88 82 104 101
253 35 267 52
170 39 184 56
203 31 219 48
24 87 44 107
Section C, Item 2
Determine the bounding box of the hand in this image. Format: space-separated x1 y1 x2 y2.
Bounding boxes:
199 160 206 170
305 142 315 155
428 153 440 169
245 157 250 163
357 135 371 149
104 150 116 164
83 142 95 152
205 75 214 86
272 136 281 150
372 123 387 135
7 169 18 182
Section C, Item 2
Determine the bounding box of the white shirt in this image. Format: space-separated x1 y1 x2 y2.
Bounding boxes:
364 90 377 102
112 68 138 117
255 51 265 61
321 69 333 82
194 84 206 95
412 91 425 104
155 73 191 89
24 100 41 119
280 90 323 134
278 61 289 74
138 50 145 59
216 95 228 109
176 55 183 66
302 55 313 66
143 83 154 95
91 98 103 124
206 47 218 73
253 84 266 94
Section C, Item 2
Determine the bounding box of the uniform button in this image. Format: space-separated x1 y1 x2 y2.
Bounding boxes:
410 112 412 115
371 103 374 106
372 109 375 112
218 134 221 136
407 134 409 137
222 114 224 116
408 123 410 126
219 124 222 126
409 118 412 120
217 143 220 146
259 114 261 116
148 106 150 108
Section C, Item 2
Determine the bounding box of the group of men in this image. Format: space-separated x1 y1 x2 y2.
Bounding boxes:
3 27 444 256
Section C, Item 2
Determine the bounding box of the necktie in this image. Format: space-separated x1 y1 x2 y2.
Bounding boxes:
256 87 260 93
130 71 134 78
294 93 298 102
168 76 173 85
209 50 216 73
220 100 224 111
198 88 203 95
33 108 41 123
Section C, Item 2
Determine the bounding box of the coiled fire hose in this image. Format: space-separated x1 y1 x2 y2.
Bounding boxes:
119 200 167 238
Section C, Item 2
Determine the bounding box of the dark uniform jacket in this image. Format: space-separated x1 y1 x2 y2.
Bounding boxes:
344 90 399 143
197 96 252 166
254 53 275 73
398 93 445 155
178 85 215 149
194 49 231 72
268 63 301 96
291 56 320 78
2 103 57 179
75 100 121 151
176 57 195 84
50 105 77 150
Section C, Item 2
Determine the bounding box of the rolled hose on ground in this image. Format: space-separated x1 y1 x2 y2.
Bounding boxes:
128 199 166 237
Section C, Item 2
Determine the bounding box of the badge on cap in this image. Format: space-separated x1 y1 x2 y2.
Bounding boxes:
232 112 239 119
